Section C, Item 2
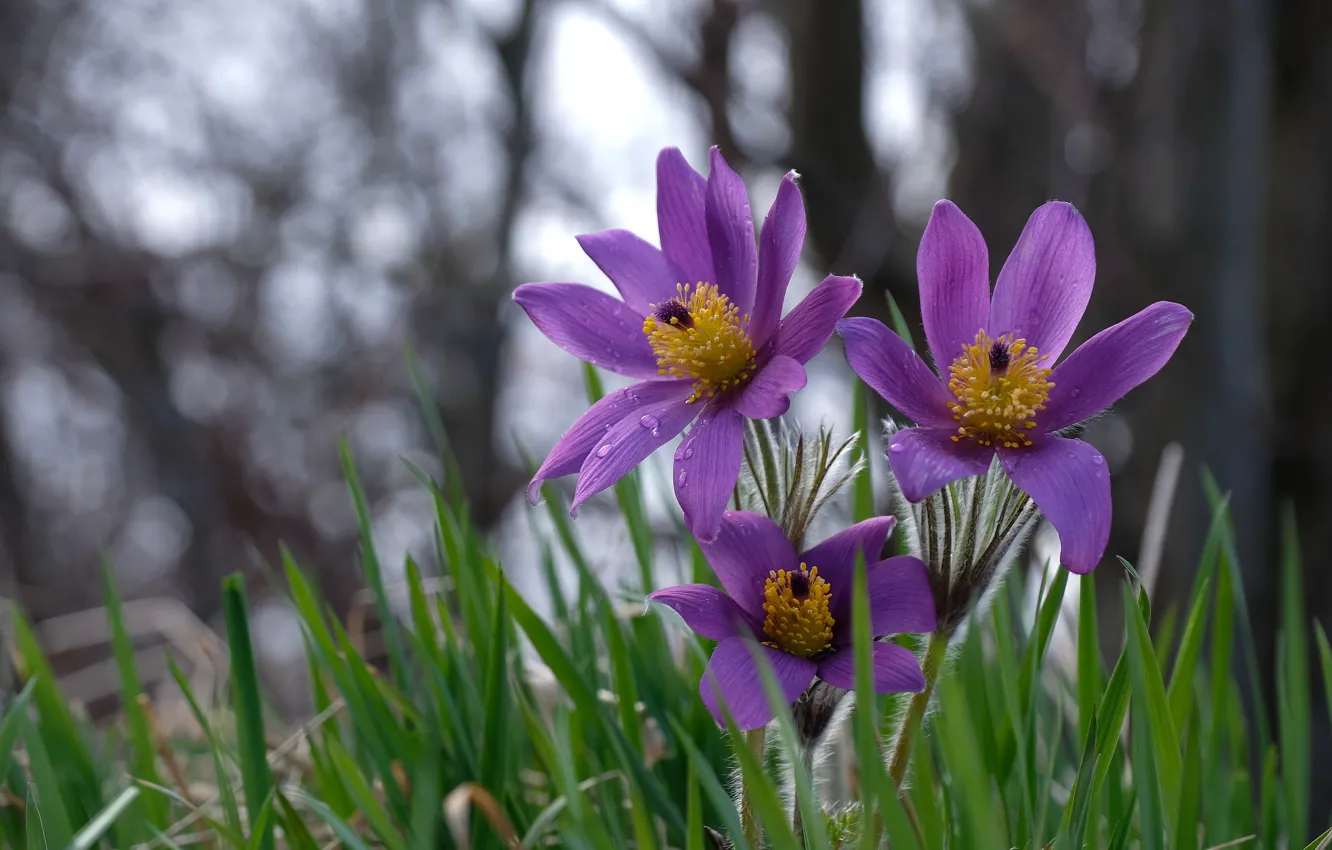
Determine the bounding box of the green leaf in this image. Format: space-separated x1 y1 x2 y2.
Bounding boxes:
17 712 73 850
1122 582 1182 833
325 737 407 850
223 574 274 850
851 381 874 523
1056 712 1098 849
1129 696 1164 850
1171 711 1202 850
69 787 142 850
1316 621 1332 736
1076 574 1103 746
165 656 243 836
1278 504 1310 845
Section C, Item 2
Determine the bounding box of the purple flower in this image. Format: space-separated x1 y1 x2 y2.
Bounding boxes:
515 147 861 540
647 511 935 731
837 200 1193 573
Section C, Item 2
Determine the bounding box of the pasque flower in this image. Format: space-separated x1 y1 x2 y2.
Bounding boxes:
515 147 861 540
837 200 1192 573
648 511 935 730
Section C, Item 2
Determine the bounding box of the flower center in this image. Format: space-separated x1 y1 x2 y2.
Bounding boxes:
761 563 835 659
946 328 1055 448
643 283 756 404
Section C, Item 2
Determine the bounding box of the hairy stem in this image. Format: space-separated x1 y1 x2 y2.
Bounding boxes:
741 727 766 846
887 630 950 787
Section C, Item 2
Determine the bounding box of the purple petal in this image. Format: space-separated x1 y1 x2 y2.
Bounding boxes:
836 317 956 428
799 517 897 623
527 379 692 503
998 437 1110 574
570 384 698 510
918 200 991 371
646 584 759 640
673 403 745 542
816 643 926 694
734 354 807 419
576 229 683 316
887 427 993 502
700 637 816 730
1041 302 1194 432
774 275 862 365
865 556 937 636
987 202 1096 363
699 510 797 620
704 147 757 316
513 283 661 378
656 148 715 291
749 172 807 345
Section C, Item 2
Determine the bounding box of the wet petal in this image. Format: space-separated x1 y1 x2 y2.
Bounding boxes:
816 643 926 694
527 379 693 503
576 229 683 316
656 147 715 289
570 384 698 510
918 200 991 371
647 584 759 640
700 637 815 730
699 510 797 620
673 403 746 541
836 317 956 428
704 147 758 316
988 202 1096 362
887 427 994 503
774 275 862 364
1042 302 1194 432
998 437 1111 574
799 517 897 623
865 556 937 636
750 172 807 346
733 354 806 420
513 282 660 378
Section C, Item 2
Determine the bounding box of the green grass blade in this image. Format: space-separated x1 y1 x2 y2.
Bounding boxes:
668 719 750 850
102 563 167 832
287 790 377 850
1122 582 1181 834
1077 574 1103 746
885 289 916 349
1056 712 1098 848
223 573 274 850
0 679 38 783
1316 622 1332 734
165 655 243 835
69 787 141 850
1166 576 1211 735
851 381 874 523
325 738 407 850
1278 504 1310 844
1172 710 1202 850
17 712 73 850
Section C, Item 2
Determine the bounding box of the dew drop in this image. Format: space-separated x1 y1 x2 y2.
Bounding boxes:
596 444 612 458
684 447 694 460
1069 388 1081 398
889 442 906 453
639 414 660 432
1091 454 1104 466
677 470 688 487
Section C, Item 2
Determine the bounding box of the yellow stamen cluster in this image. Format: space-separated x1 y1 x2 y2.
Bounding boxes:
946 329 1054 448
642 283 756 404
761 563 835 659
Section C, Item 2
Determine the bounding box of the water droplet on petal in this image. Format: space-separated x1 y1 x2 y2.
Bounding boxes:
596 444 612 458
676 470 688 487
1091 454 1104 466
889 443 906 454
639 414 660 432
684 447 694 459
1069 388 1081 398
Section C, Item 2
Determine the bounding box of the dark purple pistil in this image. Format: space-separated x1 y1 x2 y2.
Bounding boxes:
789 571 810 599
653 300 693 328
989 340 1011 372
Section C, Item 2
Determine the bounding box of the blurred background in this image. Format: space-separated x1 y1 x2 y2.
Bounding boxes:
0 0 1328 825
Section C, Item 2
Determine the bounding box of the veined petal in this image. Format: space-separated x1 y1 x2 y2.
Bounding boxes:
918 200 991 371
887 427 993 502
750 172 807 345
656 147 715 290
774 275 862 364
733 354 806 420
988 202 1096 363
865 556 937 636
576 229 683 316
673 403 746 542
698 510 797 620
998 437 1110 574
1042 302 1194 432
799 516 897 623
816 643 925 694
647 584 759 641
527 379 692 503
570 384 697 510
704 147 758 316
700 637 815 730
836 317 956 428
513 282 660 377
